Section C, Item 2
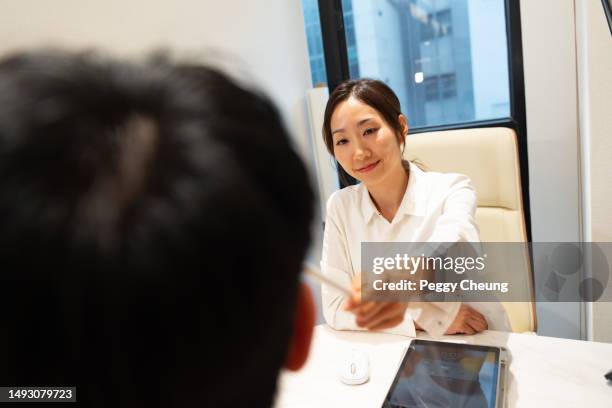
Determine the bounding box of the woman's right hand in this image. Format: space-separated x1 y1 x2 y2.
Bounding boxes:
344 274 408 331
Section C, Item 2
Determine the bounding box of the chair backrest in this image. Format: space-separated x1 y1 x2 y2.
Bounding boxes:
404 127 537 332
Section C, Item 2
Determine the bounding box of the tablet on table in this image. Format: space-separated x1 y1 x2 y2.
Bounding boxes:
383 340 508 408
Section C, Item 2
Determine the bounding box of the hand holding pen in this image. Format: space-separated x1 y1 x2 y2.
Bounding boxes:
304 264 408 331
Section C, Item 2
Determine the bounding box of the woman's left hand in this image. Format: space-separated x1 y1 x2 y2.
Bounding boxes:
444 304 488 334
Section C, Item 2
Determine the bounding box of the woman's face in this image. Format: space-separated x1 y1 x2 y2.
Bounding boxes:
330 97 407 186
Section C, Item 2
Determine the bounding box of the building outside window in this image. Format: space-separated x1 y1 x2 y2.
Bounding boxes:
301 0 511 128
302 0 359 87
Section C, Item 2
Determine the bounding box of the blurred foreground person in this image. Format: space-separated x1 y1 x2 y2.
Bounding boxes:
0 50 314 407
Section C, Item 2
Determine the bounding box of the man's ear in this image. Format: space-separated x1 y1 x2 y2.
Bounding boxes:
284 282 315 371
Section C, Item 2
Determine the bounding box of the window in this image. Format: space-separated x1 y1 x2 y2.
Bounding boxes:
424 76 439 101
305 0 516 128
421 9 453 41
328 0 511 128
436 9 453 37
423 73 456 101
301 0 530 240
302 0 327 87
440 73 456 99
301 0 359 86
604 0 612 36
342 0 360 78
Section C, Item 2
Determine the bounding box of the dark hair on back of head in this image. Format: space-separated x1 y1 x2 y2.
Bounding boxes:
0 50 313 408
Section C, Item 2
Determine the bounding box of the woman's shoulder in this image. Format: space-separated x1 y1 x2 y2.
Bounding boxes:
412 162 473 191
325 184 364 215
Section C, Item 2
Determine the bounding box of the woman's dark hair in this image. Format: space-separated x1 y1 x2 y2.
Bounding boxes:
0 50 313 408
322 78 417 184
322 78 406 155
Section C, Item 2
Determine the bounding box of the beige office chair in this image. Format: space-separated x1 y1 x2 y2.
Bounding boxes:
404 127 536 333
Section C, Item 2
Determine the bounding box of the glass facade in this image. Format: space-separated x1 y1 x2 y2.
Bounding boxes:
301 0 511 128
302 0 327 87
301 0 359 87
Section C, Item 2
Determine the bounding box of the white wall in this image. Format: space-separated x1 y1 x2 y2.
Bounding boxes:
0 0 328 320
575 0 612 342
520 0 583 339
0 0 313 159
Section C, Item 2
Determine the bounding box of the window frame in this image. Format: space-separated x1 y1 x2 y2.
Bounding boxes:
317 0 532 241
603 0 612 36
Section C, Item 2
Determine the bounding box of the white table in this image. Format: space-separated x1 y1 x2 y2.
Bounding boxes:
275 325 612 407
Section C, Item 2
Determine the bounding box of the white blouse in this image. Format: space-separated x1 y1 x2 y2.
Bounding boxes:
320 161 511 337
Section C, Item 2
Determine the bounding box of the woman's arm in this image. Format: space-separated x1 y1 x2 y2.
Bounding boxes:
416 173 494 335
321 194 416 336
406 302 461 336
428 173 480 243
320 199 362 330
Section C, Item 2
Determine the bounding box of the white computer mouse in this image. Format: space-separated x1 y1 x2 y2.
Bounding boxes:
338 349 370 385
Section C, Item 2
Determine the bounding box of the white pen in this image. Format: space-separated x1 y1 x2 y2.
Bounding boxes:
303 263 353 297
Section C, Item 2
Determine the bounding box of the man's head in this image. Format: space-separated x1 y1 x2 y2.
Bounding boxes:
0 50 314 407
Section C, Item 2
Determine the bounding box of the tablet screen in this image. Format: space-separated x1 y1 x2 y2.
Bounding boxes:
383 340 500 408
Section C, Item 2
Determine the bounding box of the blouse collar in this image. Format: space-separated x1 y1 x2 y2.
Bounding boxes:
360 161 428 224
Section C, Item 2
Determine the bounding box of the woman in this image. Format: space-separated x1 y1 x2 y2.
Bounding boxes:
320 79 510 336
